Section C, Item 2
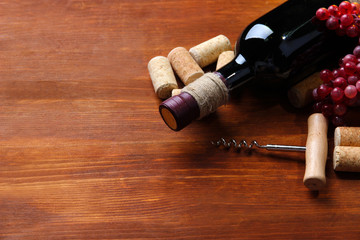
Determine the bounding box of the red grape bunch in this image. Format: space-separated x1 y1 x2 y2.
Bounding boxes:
316 1 360 37
313 1 360 126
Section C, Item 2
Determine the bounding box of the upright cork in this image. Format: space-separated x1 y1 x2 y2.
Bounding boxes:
148 56 178 99
287 72 323 108
189 35 232 68
303 113 328 191
216 51 235 71
168 47 204 85
333 127 360 172
334 127 360 147
334 146 360 172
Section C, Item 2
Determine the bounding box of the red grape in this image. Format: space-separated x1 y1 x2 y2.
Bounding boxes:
320 69 334 83
344 84 358 98
312 88 322 101
342 54 357 64
340 14 354 27
353 45 360 57
348 75 358 85
326 16 340 30
333 68 347 78
344 61 357 74
316 8 330 20
329 5 341 17
322 103 334 117
313 102 323 113
356 80 360 91
352 2 360 14
331 87 345 102
333 77 348 89
344 95 358 106
317 84 333 99
346 24 359 37
334 103 347 116
339 1 352 14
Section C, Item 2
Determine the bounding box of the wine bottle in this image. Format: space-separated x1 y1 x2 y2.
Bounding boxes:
159 0 357 131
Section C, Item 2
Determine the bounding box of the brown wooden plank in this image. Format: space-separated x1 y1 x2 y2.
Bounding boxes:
1 0 360 239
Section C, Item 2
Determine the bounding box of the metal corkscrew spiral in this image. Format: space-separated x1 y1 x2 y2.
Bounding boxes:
211 138 306 152
211 114 328 191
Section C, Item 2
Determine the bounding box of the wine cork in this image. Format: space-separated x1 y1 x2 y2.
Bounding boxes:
216 51 235 70
333 146 360 172
148 56 178 99
171 88 182 97
334 127 360 147
189 35 232 68
287 72 323 108
168 47 204 85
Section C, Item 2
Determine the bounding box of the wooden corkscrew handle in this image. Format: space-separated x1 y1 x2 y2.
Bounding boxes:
303 113 329 191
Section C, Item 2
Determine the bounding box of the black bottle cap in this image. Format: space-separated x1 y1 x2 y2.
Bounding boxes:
159 92 200 131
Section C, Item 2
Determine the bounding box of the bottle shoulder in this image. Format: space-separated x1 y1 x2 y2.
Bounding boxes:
237 0 342 46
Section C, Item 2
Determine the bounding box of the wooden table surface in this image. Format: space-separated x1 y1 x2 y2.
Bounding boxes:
2 0 360 239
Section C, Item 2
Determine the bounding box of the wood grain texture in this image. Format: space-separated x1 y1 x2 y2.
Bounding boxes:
1 0 360 239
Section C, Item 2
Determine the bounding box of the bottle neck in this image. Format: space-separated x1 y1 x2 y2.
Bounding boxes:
216 54 254 91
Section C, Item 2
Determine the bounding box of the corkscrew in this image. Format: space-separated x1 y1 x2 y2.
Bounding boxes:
211 114 329 191
211 138 306 152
